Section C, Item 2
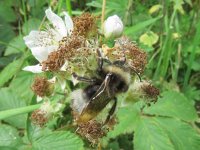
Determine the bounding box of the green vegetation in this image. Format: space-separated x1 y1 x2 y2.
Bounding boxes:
0 0 200 150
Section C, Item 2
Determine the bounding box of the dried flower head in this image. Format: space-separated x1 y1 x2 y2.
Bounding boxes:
102 36 147 74
31 109 49 127
115 36 147 74
42 35 86 72
127 80 160 105
31 101 62 127
72 13 97 37
142 83 160 100
76 120 107 144
31 77 54 97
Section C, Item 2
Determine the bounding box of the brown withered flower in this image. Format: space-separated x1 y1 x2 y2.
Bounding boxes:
102 36 147 74
31 77 54 97
76 120 107 144
72 13 97 37
31 101 62 127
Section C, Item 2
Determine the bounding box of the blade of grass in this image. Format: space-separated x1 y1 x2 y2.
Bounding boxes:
125 16 162 35
66 0 72 16
58 0 63 14
183 20 200 88
154 9 176 79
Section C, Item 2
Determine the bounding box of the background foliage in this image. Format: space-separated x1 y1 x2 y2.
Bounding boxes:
0 0 200 150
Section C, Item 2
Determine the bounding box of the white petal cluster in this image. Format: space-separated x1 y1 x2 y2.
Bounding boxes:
103 15 124 39
23 8 73 73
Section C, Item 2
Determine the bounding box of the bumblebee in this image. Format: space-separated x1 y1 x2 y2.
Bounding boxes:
71 49 140 125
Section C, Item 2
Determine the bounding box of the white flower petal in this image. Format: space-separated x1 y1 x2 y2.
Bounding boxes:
64 12 73 35
31 45 58 63
23 64 43 73
24 30 59 62
37 96 43 102
60 61 68 71
45 8 67 38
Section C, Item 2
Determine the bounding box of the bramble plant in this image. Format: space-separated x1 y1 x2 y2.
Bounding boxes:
0 0 200 150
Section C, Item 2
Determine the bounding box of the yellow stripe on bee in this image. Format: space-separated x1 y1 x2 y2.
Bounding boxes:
104 66 131 84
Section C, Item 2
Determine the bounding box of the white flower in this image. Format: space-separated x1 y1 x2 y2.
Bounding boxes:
23 8 73 73
103 15 123 39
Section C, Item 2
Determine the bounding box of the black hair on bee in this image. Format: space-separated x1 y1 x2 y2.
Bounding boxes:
71 48 140 125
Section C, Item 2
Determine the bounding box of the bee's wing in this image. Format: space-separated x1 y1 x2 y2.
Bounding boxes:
78 73 112 123
91 73 112 100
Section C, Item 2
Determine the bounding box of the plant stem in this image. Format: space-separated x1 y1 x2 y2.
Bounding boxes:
101 0 106 30
0 104 41 120
66 0 72 16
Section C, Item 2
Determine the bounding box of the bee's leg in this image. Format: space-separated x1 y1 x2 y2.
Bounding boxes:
72 72 96 83
97 48 103 71
103 97 117 125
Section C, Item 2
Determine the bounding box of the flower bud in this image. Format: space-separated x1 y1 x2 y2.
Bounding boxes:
103 15 123 39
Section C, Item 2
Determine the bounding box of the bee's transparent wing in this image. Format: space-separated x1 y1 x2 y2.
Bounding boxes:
78 73 112 123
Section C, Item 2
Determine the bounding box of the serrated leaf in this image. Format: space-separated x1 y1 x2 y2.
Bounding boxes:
0 56 26 87
0 20 15 48
144 91 198 121
134 117 175 150
9 71 35 104
32 131 84 150
5 36 26 55
107 105 140 139
0 88 27 128
0 124 22 147
155 117 200 150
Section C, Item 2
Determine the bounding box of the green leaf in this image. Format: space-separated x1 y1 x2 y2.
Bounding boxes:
0 88 27 128
5 36 26 55
144 91 198 121
134 117 175 150
107 105 140 139
139 31 159 47
32 131 84 150
0 21 15 49
9 71 35 104
0 56 26 87
155 117 200 150
0 1 16 22
0 124 22 147
0 147 18 150
22 18 41 35
125 16 162 35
